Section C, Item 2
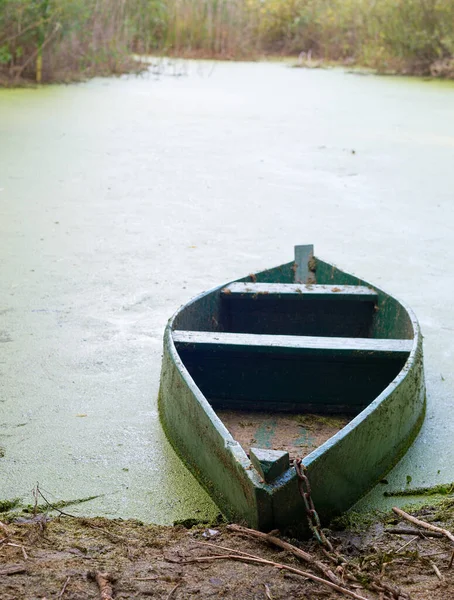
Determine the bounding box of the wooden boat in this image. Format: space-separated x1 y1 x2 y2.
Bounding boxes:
159 245 425 535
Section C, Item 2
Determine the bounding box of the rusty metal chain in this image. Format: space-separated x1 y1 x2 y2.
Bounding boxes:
294 458 333 552
294 459 411 599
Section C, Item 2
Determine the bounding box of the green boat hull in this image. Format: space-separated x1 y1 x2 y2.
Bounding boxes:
159 249 425 535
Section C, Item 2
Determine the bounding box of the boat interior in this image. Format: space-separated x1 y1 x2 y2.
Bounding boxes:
172 246 414 467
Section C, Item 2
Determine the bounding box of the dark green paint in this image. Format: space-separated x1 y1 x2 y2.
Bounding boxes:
250 448 290 483
221 289 377 338
174 331 411 414
158 246 426 535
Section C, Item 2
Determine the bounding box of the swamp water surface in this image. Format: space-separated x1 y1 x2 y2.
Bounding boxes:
0 61 453 522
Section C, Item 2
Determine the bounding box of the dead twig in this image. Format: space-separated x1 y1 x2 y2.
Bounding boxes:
32 484 39 517
57 576 71 599
195 540 269 561
386 527 443 539
175 550 371 600
166 582 181 599
34 485 77 519
392 507 454 544
264 583 273 599
322 545 410 600
227 523 341 585
35 486 128 544
396 536 419 553
427 559 444 581
6 542 29 560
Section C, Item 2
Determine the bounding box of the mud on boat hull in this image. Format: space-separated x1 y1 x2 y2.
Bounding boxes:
159 249 425 535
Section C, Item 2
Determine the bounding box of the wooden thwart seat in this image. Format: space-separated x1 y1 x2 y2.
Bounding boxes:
172 330 413 359
173 330 414 414
222 282 378 303
219 283 378 338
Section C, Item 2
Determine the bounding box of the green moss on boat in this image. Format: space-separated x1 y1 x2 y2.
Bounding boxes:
158 246 425 535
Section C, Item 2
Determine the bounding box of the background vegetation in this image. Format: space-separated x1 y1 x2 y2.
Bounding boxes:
1 0 454 85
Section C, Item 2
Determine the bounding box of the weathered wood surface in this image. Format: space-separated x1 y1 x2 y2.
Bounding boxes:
249 448 290 483
220 283 378 338
222 282 378 302
173 331 412 414
173 330 412 357
294 244 316 284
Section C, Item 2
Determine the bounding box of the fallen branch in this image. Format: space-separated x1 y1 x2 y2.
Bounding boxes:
386 528 443 539
392 507 454 544
227 523 340 585
227 532 412 600
91 571 113 600
175 550 370 600
0 564 26 575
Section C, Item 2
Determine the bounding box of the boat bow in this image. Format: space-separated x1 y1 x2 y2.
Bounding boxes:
159 246 425 534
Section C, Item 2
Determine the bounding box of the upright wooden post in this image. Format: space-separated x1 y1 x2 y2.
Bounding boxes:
294 244 316 284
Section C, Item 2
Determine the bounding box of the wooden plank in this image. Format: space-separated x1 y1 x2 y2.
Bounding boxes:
222 297 375 338
173 330 412 412
221 282 377 338
174 353 408 412
173 330 413 358
294 245 315 284
222 282 378 302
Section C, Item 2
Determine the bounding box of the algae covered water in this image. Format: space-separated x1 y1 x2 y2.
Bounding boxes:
0 61 453 522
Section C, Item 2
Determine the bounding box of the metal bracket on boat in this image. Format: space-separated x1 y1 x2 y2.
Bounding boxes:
249 448 289 483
